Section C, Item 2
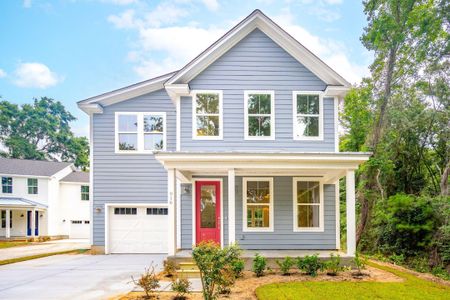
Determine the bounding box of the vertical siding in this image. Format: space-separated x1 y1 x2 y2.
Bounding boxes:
180 29 336 152
92 89 176 246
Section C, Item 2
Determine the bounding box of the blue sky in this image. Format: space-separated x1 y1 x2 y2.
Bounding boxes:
0 0 370 137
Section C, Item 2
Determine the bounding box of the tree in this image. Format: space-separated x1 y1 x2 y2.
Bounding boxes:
0 97 89 169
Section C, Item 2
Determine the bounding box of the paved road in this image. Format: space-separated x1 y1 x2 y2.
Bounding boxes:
0 239 90 260
0 254 165 300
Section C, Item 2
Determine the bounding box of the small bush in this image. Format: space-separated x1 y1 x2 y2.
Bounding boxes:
325 253 345 276
276 256 295 275
163 259 177 277
297 254 323 277
388 253 405 265
353 252 367 276
171 278 191 300
217 265 235 295
252 253 267 277
130 264 160 299
231 259 245 278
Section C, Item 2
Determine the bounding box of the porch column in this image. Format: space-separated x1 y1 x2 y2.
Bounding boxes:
31 208 36 238
167 168 177 256
5 209 11 238
228 169 236 244
346 170 356 256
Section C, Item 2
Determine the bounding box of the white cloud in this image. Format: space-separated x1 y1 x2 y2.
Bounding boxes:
13 62 62 89
0 69 6 78
202 0 219 11
23 0 32 8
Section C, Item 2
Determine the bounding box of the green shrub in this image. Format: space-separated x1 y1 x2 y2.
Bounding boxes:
297 254 323 277
217 265 235 295
276 256 295 275
252 253 267 277
325 253 345 276
130 264 160 299
171 278 191 300
224 243 244 278
388 253 405 265
163 259 177 277
353 252 367 275
231 259 245 278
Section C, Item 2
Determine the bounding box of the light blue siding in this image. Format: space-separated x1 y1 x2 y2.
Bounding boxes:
180 29 336 152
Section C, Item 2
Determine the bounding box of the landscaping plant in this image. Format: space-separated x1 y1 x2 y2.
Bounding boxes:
171 278 192 300
276 256 295 275
217 265 235 295
252 253 267 277
353 252 367 276
297 254 324 277
163 259 177 277
231 259 245 278
130 264 160 299
325 253 345 276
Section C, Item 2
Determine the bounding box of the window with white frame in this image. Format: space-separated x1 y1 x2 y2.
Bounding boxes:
1 210 12 228
1 177 12 194
293 92 322 139
243 178 273 231
81 185 89 201
245 91 275 139
193 91 222 139
116 112 166 152
293 179 323 231
28 178 38 194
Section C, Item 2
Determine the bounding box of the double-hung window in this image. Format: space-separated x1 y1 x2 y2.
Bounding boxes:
243 178 274 232
293 178 323 232
1 210 12 228
192 90 223 139
293 92 323 140
28 178 38 194
81 186 89 201
1 177 12 194
244 91 275 139
116 112 166 153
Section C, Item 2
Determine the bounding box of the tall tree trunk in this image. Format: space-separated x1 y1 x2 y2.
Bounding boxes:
440 162 449 196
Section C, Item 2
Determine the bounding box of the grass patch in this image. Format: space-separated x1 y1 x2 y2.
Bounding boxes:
0 241 30 249
255 261 450 300
0 249 88 266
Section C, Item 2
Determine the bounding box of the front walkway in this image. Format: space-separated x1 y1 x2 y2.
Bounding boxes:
0 239 90 260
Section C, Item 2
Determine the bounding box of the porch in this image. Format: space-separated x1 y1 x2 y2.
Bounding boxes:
155 152 370 258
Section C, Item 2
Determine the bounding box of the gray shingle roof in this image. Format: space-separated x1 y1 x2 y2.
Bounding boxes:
61 171 89 183
0 197 48 209
0 157 72 177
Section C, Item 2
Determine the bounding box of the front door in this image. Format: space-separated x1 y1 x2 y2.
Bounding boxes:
27 211 39 236
196 181 221 245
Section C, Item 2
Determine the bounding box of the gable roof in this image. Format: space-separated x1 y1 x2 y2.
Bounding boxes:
0 157 73 177
61 171 89 183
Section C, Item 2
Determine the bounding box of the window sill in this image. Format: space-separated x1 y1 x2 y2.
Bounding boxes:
244 136 275 141
293 136 324 141
243 228 274 233
192 136 223 141
293 227 324 233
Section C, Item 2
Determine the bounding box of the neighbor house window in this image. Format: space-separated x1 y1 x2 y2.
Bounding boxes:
193 91 223 139
243 178 273 232
293 179 323 231
1 177 12 194
114 207 137 215
1 210 12 228
81 186 89 201
116 112 166 152
244 91 275 139
28 178 38 194
293 92 323 139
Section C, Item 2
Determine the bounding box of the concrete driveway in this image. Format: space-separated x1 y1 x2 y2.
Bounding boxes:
0 254 165 300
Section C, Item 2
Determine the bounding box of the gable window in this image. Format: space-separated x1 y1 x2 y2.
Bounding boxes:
1 210 12 228
293 92 323 140
115 112 166 153
244 91 275 139
243 178 274 232
293 178 323 232
192 91 223 139
28 178 38 194
2 177 12 194
81 186 89 201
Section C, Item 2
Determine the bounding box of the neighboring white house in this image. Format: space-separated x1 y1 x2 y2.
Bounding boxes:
0 157 90 239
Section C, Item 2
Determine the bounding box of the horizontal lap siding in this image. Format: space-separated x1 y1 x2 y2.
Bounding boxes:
92 89 176 246
181 29 335 152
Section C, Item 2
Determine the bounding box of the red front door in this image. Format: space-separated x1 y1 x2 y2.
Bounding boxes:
196 181 221 245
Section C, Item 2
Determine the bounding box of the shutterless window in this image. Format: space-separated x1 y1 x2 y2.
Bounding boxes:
193 91 222 138
245 91 275 139
294 180 322 231
71 220 83 224
243 178 273 231
1 210 12 228
117 114 138 151
28 178 38 194
114 207 137 215
2 177 12 194
143 114 164 151
81 186 89 201
294 93 321 139
146 208 168 215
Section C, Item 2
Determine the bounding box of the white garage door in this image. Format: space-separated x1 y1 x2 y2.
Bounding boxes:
70 220 90 239
108 206 168 254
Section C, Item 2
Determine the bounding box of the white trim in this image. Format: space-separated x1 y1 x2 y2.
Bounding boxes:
334 96 339 153
191 90 223 140
115 112 167 154
335 180 340 250
228 169 236 244
292 91 324 141
176 96 181 151
244 91 275 140
176 180 181 248
346 170 356 256
191 178 224 248
242 177 274 232
292 177 324 232
0 174 50 179
168 168 176 256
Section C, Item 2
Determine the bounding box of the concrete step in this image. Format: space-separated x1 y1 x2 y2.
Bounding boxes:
178 262 199 271
177 269 201 279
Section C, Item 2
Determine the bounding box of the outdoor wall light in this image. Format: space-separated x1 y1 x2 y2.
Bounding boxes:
95 207 102 213
20 214 24 217
183 185 191 194
40 214 43 218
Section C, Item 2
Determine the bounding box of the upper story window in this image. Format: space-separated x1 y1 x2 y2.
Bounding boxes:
293 92 323 140
81 185 89 201
293 178 324 232
1 177 12 194
244 91 275 140
192 90 223 139
115 112 166 153
243 177 274 232
27 178 38 194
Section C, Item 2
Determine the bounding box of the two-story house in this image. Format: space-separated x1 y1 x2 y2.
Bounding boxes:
78 10 370 257
0 157 90 240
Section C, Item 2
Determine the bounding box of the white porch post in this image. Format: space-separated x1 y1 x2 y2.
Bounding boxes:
346 170 356 256
228 169 236 245
5 209 11 238
31 209 36 238
167 168 177 256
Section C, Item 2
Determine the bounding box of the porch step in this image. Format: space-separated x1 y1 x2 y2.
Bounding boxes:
176 262 200 279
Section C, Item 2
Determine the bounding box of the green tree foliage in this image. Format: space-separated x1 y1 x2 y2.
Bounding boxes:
0 97 89 169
